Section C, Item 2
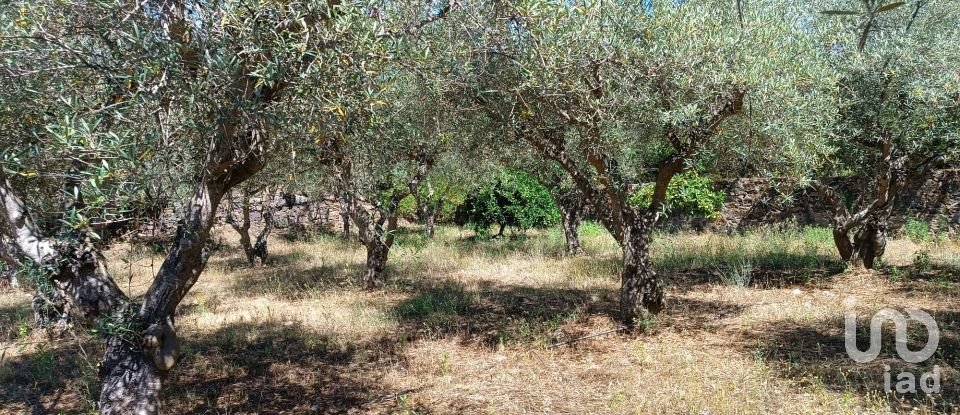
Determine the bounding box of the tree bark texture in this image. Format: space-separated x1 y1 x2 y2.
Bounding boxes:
812 135 905 270
552 190 585 255
227 190 274 266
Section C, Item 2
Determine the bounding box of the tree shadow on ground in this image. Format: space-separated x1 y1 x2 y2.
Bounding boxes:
165 321 410 414
227 262 369 300
213 248 318 272
450 233 568 259
0 321 416 415
884 262 960 297
0 332 101 414
730 310 959 413
0 299 34 342
659 251 845 292
389 278 749 349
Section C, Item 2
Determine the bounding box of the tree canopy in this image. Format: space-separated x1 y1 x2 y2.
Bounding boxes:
1 0 958 412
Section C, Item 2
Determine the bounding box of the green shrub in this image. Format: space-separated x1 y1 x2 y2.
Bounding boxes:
456 169 560 237
904 218 932 242
397 194 418 220
628 171 725 219
914 249 933 274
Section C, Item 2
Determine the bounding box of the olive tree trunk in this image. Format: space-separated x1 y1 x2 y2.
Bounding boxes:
333 147 431 288
333 160 401 288
346 190 401 289
407 153 437 238
98 127 264 413
363 236 392 288
338 194 351 239
2 127 264 415
0 240 19 288
417 203 437 238
619 213 665 322
813 137 904 270
552 190 585 255
251 206 273 266
226 190 274 267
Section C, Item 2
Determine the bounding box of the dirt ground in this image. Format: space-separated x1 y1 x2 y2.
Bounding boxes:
1 224 958 414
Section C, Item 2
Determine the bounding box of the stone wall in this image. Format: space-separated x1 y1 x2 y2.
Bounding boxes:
219 193 347 234
133 193 348 242
678 169 960 236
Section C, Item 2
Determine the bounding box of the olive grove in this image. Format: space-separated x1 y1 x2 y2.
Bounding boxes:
1 0 958 413
1 0 454 412
449 0 836 324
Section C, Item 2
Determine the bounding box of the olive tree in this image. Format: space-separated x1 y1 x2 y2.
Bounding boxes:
224 183 277 267
320 70 459 288
454 0 835 325
517 158 588 254
0 0 450 412
295 4 471 287
810 0 960 269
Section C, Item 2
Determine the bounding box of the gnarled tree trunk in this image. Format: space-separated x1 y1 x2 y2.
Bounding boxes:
226 190 274 267
828 217 889 270
363 237 391 288
812 133 920 271
226 190 255 264
333 157 405 288
417 202 437 238
353 196 401 289
850 220 887 269
1 126 265 415
619 213 665 324
99 126 264 413
553 191 585 255
251 206 273 266
408 153 437 238
338 194 351 239
0 239 20 289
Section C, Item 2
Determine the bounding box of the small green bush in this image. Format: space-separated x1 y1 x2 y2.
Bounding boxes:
904 218 932 242
628 171 725 219
914 249 933 274
456 169 560 237
397 194 418 220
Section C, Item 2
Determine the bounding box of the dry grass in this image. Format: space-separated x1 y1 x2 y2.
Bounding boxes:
1 224 958 414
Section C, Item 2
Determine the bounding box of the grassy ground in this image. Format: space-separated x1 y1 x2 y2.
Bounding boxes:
1 223 958 414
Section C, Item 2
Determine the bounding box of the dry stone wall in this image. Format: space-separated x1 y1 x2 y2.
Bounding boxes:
679 169 960 236
133 193 348 242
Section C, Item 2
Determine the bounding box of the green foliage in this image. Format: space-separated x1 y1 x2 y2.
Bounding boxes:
397 195 418 220
457 170 560 237
89 305 141 345
629 172 725 219
812 0 960 187
578 221 607 238
903 218 932 242
914 249 933 274
802 226 833 247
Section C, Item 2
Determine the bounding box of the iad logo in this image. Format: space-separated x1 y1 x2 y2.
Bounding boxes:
844 306 941 394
